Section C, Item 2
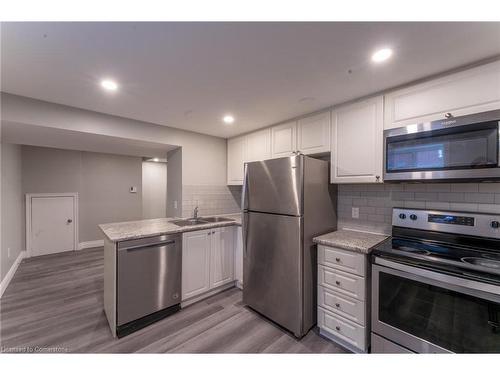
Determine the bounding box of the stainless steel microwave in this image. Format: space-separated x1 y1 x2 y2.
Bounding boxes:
383 110 500 182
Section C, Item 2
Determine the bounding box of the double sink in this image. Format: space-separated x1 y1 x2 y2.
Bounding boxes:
170 216 235 227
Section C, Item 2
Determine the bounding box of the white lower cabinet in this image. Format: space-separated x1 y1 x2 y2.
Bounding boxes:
182 229 211 300
210 227 234 288
182 227 236 301
317 245 370 353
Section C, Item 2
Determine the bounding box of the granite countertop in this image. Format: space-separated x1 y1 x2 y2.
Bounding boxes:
313 229 389 254
99 213 242 242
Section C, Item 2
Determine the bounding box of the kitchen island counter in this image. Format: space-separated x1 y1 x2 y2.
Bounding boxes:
99 213 241 243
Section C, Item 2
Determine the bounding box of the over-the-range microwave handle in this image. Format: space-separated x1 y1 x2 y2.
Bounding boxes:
374 257 500 302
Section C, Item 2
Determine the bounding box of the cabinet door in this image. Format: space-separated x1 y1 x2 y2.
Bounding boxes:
210 227 234 288
384 60 500 130
234 226 243 289
227 135 247 185
271 121 297 158
182 230 211 300
331 96 384 184
246 128 271 162
297 111 331 154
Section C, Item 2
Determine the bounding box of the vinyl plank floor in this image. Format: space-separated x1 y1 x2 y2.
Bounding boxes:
0 248 348 354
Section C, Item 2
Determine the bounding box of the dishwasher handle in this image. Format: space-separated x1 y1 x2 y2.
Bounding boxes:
119 239 177 252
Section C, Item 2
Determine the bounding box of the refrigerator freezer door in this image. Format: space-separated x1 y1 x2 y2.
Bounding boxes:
243 211 303 336
243 155 303 216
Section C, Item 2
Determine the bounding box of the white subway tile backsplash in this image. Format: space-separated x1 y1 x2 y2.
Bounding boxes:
337 182 500 234
463 192 495 203
181 185 242 217
478 183 500 193
450 183 479 193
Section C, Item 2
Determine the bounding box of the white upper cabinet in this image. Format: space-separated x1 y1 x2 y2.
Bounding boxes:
331 96 384 184
384 60 500 130
271 121 297 158
227 135 247 185
246 128 271 162
297 111 331 155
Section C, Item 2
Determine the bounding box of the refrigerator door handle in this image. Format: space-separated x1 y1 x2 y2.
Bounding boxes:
242 163 249 211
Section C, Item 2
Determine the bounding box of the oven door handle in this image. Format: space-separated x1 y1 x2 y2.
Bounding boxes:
374 257 500 302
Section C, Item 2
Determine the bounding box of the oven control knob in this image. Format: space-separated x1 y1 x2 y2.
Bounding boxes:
399 213 406 220
410 214 418 221
491 221 500 229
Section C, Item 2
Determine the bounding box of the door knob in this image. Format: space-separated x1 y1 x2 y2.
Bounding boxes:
67 219 73 224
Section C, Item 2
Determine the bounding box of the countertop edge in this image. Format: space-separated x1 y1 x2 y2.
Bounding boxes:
99 215 242 243
312 229 389 255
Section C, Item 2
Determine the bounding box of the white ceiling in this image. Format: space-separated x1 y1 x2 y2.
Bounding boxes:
2 22 500 138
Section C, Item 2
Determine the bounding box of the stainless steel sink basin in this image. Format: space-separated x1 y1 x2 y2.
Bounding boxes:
170 218 209 226
170 216 235 227
200 216 235 223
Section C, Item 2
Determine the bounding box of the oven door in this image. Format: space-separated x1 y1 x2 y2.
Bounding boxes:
372 258 500 353
383 117 500 181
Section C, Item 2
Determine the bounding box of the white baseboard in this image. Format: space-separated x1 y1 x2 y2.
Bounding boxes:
0 250 26 298
78 240 104 250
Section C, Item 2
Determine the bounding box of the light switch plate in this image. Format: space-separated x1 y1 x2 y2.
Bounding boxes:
129 186 137 193
352 207 360 219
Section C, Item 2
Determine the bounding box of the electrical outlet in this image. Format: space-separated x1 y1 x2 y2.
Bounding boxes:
352 207 360 219
129 186 137 193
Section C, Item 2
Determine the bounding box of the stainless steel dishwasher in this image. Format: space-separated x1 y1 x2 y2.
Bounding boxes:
116 233 182 337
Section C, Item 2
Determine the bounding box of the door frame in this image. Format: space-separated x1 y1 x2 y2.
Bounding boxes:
26 192 79 257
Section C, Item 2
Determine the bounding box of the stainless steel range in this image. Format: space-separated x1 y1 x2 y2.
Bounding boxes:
371 208 500 353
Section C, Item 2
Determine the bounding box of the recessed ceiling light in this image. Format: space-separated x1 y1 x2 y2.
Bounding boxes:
153 158 159 162
100 79 118 91
223 115 235 124
371 48 393 63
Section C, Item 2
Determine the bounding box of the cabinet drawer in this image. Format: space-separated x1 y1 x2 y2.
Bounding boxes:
318 265 365 301
318 285 365 326
318 307 366 351
318 245 366 276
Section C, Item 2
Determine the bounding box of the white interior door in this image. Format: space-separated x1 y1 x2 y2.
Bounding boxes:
31 196 76 256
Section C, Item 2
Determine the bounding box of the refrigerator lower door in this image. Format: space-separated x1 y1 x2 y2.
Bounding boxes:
243 211 304 337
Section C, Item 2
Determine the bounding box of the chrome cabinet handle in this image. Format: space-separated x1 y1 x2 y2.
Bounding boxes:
67 219 73 223
335 303 341 308
445 112 453 118
335 326 341 331
335 257 341 262
335 281 341 286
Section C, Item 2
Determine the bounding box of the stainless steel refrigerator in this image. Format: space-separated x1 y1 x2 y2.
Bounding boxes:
242 154 337 338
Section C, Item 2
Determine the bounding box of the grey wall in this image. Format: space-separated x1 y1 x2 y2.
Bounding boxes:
142 161 167 219
338 182 500 234
1 143 24 281
22 146 143 242
166 148 183 217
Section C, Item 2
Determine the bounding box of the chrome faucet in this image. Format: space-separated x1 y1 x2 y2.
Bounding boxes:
193 206 199 219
